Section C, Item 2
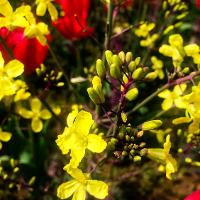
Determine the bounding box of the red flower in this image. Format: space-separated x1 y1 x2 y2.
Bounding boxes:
196 0 200 9
184 190 200 200
0 28 49 74
53 0 93 40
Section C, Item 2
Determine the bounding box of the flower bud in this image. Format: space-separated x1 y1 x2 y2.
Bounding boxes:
96 59 106 78
87 88 102 104
121 112 127 123
105 50 113 65
135 57 141 66
125 52 133 63
133 156 141 162
110 63 121 79
145 72 157 81
112 55 121 67
125 88 139 101
128 61 136 72
132 67 144 80
118 51 125 63
142 120 162 131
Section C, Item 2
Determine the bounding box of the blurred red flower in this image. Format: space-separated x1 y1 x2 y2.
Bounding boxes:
196 0 200 9
184 189 200 200
0 28 49 74
53 0 94 40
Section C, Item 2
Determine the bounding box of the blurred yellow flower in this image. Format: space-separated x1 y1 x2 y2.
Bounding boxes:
36 0 58 21
18 98 52 133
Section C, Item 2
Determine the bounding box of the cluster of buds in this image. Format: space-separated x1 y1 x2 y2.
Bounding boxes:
162 0 188 34
108 119 163 162
88 50 163 107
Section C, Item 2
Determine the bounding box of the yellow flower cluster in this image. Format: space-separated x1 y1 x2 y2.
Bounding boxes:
159 34 200 71
134 22 158 48
0 52 27 101
56 109 108 200
0 0 49 45
172 84 200 141
147 135 177 180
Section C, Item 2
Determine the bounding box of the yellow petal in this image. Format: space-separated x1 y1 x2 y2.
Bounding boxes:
48 2 58 21
164 135 171 154
166 156 177 180
169 34 183 47
69 148 86 168
173 84 186 96
184 44 199 56
0 131 12 142
72 185 86 200
0 0 13 16
142 120 162 131
18 108 33 119
158 90 171 98
30 98 42 112
57 180 80 200
36 2 47 16
162 99 173 110
5 60 24 78
86 180 108 199
73 111 94 136
40 109 52 120
0 52 5 69
31 118 43 133
0 142 2 150
56 128 76 154
87 134 107 153
172 117 191 125
64 167 86 183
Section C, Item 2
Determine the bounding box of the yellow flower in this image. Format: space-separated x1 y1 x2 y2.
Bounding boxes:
158 84 187 110
150 128 172 143
135 22 155 38
57 167 108 200
0 0 31 30
18 98 52 133
13 80 31 102
36 0 58 21
0 128 12 150
147 135 177 179
140 34 159 48
0 52 24 100
151 56 164 80
56 111 107 168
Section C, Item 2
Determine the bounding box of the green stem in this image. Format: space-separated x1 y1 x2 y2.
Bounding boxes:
104 2 113 50
0 36 13 59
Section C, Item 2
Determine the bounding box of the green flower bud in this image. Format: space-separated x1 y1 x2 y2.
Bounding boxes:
128 61 136 72
118 131 124 139
110 63 121 79
132 67 144 80
130 149 135 155
134 57 141 66
122 151 128 157
145 72 157 81
112 55 122 67
125 52 133 63
96 59 106 78
105 50 113 65
125 88 139 101
133 156 141 162
142 120 162 130
87 88 102 104
125 135 130 141
182 67 190 74
140 148 147 156
118 51 126 63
